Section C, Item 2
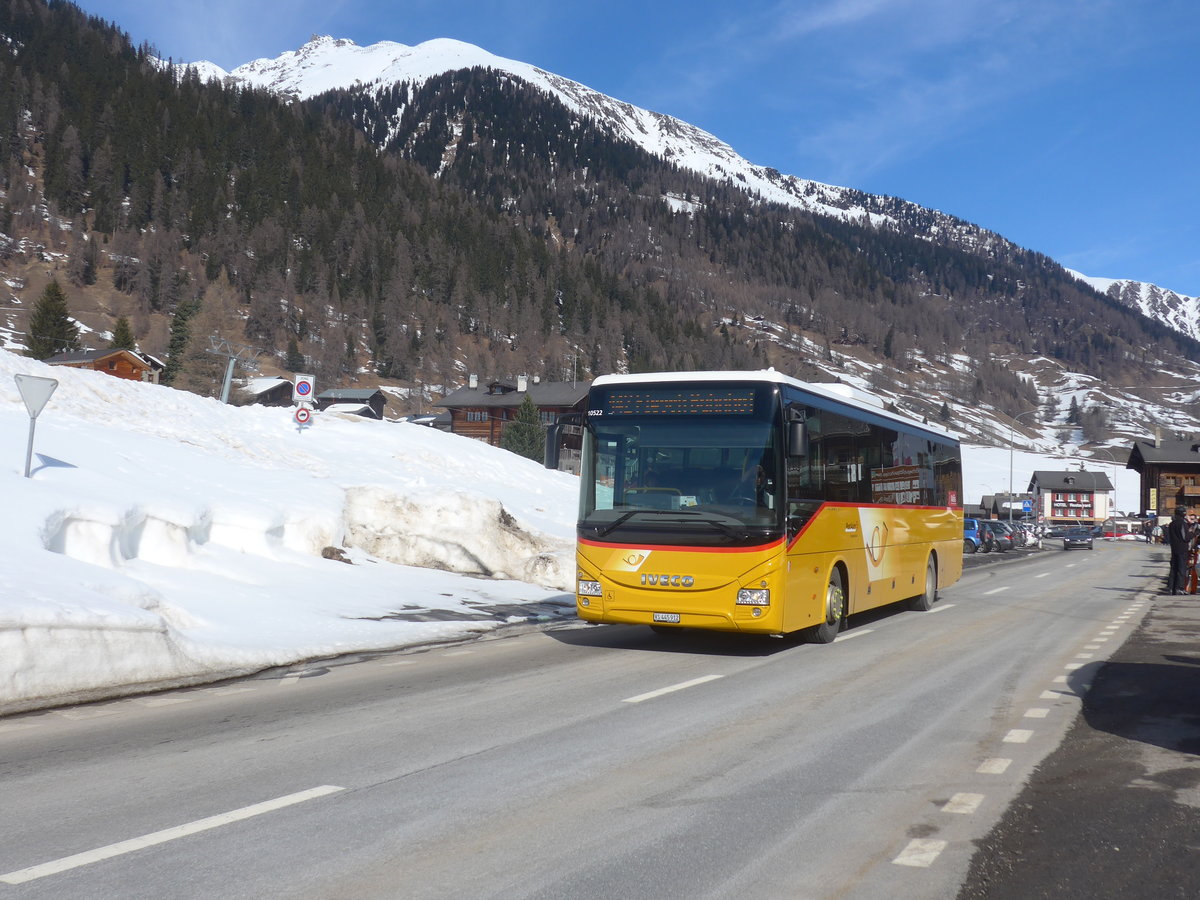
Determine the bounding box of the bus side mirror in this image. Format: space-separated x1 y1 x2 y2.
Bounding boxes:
544 423 562 469
788 421 808 458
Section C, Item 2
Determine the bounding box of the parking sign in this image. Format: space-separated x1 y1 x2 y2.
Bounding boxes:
293 374 315 405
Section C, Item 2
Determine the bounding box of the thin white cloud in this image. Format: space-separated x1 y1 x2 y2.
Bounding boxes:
638 0 1135 184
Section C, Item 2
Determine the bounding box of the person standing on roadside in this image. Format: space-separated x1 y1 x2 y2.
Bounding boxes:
1165 507 1193 594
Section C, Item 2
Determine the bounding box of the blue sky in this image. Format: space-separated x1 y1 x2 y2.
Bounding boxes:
74 0 1199 295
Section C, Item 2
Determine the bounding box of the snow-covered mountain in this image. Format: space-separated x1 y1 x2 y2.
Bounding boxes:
186 39 1008 251
1069 270 1200 343
184 36 1198 342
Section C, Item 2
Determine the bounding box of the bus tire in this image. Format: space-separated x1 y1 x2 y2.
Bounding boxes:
908 556 938 611
805 569 845 644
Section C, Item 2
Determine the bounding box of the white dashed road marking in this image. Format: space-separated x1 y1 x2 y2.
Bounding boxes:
834 629 874 641
623 675 723 704
0 786 345 885
943 792 984 814
977 758 1012 775
893 839 947 867
1003 729 1034 744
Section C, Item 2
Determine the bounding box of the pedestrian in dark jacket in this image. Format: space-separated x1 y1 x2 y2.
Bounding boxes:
1166 507 1193 594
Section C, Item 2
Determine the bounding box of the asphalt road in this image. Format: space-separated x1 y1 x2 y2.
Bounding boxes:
0 542 1180 899
958 541 1200 899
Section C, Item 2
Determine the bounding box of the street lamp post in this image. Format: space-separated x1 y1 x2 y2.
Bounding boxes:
1088 445 1132 522
1008 409 1041 523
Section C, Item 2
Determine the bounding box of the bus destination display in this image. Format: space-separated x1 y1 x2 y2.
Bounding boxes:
596 387 758 417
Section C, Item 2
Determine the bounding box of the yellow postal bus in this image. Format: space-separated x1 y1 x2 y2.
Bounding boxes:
554 370 962 642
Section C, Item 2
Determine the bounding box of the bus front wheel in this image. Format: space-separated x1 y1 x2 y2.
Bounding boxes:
805 569 845 644
908 557 938 611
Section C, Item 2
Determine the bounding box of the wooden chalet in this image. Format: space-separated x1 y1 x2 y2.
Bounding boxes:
238 376 294 407
978 491 1034 520
44 348 163 383
315 388 387 419
1127 438 1200 518
438 375 590 447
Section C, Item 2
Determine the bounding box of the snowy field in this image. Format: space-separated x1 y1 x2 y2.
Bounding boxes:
0 349 1140 715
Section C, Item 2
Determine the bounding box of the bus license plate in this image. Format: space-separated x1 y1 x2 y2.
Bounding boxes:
653 612 681 624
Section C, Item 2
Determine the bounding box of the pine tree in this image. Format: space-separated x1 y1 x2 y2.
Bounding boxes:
109 316 135 350
499 393 545 462
25 279 81 359
285 337 306 372
162 298 201 385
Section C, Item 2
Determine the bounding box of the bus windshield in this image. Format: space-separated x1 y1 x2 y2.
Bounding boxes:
579 412 782 546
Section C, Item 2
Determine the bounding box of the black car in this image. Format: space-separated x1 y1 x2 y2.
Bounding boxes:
1062 529 1094 550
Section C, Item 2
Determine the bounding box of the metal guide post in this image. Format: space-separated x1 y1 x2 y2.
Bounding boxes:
13 374 59 478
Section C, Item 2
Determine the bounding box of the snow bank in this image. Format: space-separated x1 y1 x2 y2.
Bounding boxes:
0 349 577 714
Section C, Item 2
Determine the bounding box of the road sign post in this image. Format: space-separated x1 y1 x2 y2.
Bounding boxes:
13 374 59 478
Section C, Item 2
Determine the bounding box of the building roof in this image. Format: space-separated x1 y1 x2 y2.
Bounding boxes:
1029 470 1115 492
240 376 292 397
324 403 378 418
1128 440 1200 467
317 388 385 401
439 379 591 410
44 347 162 369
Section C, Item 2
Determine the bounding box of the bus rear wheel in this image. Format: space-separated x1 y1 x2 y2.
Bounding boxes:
908 556 938 611
805 569 845 644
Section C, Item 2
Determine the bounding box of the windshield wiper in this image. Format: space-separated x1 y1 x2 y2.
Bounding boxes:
594 510 642 537
591 508 756 539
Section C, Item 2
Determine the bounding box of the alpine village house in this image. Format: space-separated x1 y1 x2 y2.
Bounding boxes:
439 375 590 447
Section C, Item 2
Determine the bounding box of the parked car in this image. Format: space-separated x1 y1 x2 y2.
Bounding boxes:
964 517 983 553
988 521 1017 552
1013 522 1041 548
1062 529 1094 550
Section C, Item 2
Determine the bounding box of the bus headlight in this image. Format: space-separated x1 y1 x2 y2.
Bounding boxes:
736 588 770 606
578 580 602 597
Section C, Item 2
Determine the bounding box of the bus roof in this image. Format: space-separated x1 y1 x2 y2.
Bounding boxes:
590 369 957 443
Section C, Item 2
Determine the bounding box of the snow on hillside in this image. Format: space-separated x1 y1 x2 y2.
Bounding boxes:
1 349 1144 716
0 348 577 716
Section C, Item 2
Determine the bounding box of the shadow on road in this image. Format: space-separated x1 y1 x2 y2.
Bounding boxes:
1075 656 1200 757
